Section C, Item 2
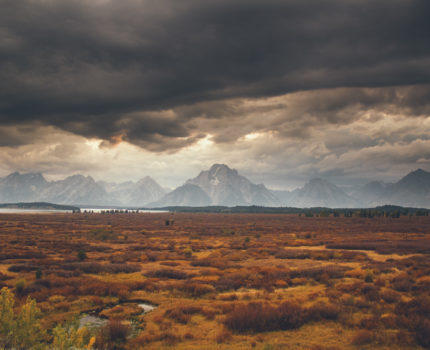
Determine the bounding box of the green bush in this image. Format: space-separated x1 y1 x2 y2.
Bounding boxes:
15 279 26 296
0 287 44 349
77 249 87 261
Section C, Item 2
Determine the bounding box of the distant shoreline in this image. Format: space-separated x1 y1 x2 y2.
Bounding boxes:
0 202 79 211
0 202 428 216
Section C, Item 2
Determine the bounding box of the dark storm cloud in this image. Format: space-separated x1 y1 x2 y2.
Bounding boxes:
162 85 430 145
1 0 430 150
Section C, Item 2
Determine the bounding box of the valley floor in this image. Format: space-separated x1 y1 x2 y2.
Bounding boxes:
0 213 429 349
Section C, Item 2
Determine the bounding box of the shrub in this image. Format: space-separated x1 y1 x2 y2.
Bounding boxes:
380 289 400 303
364 270 374 283
95 319 130 349
391 274 413 292
290 265 348 281
395 296 430 347
380 313 397 329
277 301 305 329
191 257 228 269
224 301 305 333
62 262 141 274
164 306 202 324
160 332 181 345
183 248 193 258
52 322 94 350
107 320 130 342
215 328 233 343
0 273 12 281
352 330 373 346
218 293 238 301
306 302 340 321
55 301 71 311
175 281 216 297
8 264 38 272
146 268 190 280
394 296 430 321
201 307 218 320
214 273 250 291
160 261 180 267
184 332 194 340
361 284 380 301
0 287 44 349
87 227 118 241
0 251 46 260
274 249 310 259
77 249 87 261
396 330 415 347
416 318 430 348
359 315 379 329
15 279 26 296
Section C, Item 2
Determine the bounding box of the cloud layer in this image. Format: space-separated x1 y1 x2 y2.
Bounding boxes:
0 0 430 187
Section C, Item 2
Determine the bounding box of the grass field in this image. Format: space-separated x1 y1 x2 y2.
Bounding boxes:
0 212 429 349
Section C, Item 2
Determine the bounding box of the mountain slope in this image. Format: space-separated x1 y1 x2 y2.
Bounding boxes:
0 172 166 206
373 169 430 208
99 176 166 206
126 176 166 206
0 172 48 203
186 164 280 206
271 189 293 206
347 181 387 207
41 175 114 205
150 184 211 207
0 168 429 208
287 178 360 208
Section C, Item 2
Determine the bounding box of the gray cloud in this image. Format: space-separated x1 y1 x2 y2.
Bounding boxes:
1 0 430 151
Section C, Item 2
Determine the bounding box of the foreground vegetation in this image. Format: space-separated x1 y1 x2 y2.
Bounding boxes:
0 212 429 349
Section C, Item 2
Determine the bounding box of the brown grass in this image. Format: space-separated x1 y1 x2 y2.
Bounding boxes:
0 212 428 349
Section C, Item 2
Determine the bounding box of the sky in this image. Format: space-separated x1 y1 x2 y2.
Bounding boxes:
1 0 430 190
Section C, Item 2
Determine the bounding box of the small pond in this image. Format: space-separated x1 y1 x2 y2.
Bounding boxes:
79 302 157 329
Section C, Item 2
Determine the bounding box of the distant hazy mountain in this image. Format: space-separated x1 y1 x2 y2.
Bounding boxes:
271 189 293 206
0 172 48 203
0 172 165 206
0 168 429 208
185 164 280 206
128 177 167 206
41 175 113 205
346 181 387 207
150 183 211 207
98 180 134 194
286 178 360 208
100 176 166 206
372 169 430 208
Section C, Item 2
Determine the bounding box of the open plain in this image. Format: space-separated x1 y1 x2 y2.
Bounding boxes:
0 212 429 349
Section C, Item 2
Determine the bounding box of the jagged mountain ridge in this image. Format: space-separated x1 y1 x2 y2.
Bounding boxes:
0 172 165 206
41 175 111 205
0 167 429 208
151 164 281 207
344 181 388 206
98 176 166 206
371 169 430 208
284 178 361 208
185 164 280 206
149 184 211 207
0 172 48 202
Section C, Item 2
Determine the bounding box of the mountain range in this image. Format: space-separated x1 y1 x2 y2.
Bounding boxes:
0 172 166 206
0 165 429 208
